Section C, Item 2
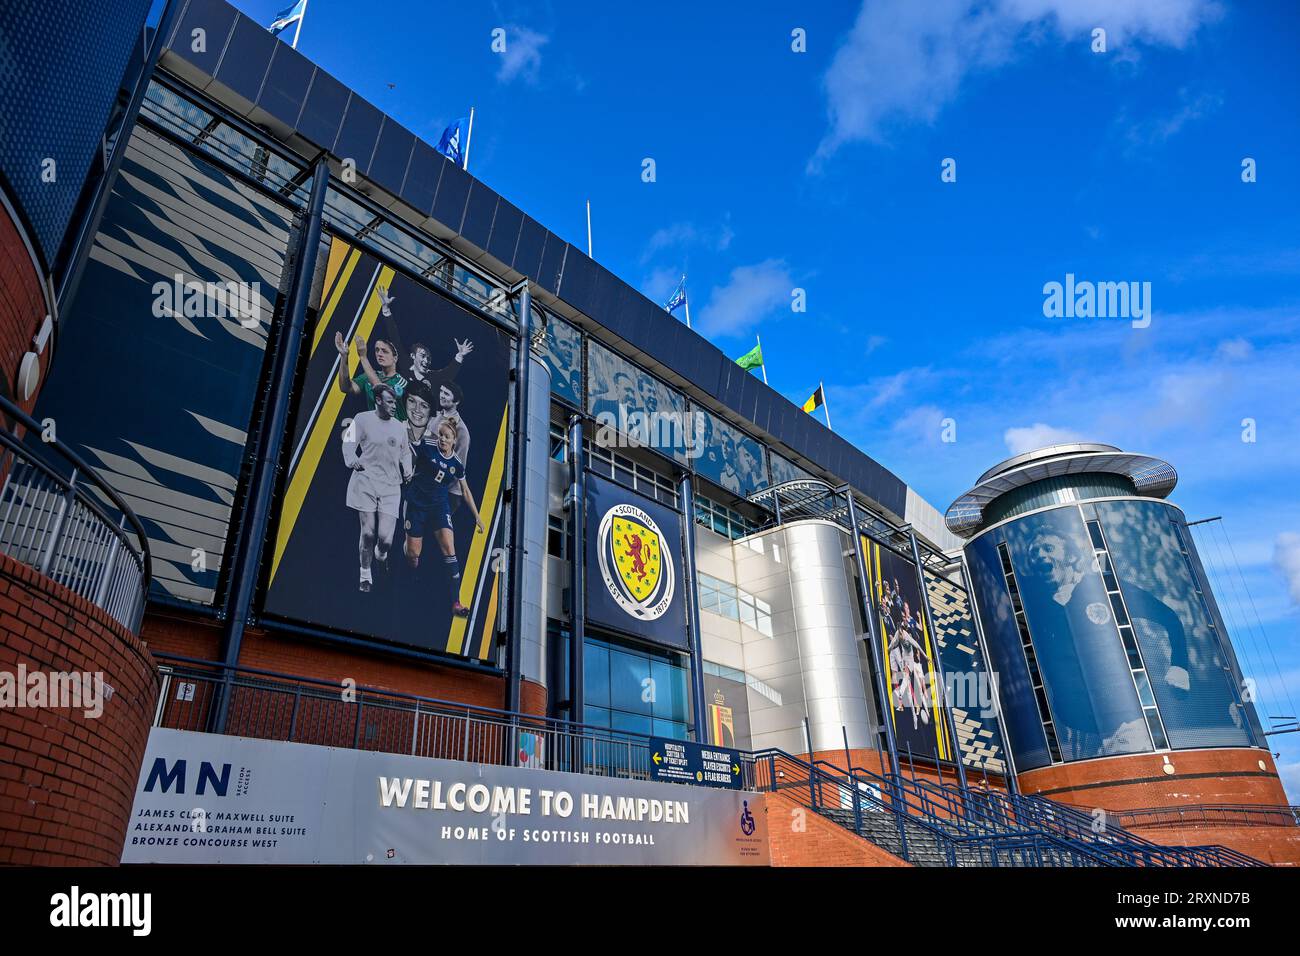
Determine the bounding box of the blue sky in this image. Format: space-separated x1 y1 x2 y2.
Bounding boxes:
241 0 1300 796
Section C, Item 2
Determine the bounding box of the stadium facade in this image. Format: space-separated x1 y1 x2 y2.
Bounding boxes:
0 0 1295 867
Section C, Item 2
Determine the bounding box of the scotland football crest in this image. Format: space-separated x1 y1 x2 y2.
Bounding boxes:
584 474 688 650
597 503 675 621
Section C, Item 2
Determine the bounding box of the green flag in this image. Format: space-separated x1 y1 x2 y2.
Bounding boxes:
735 342 763 371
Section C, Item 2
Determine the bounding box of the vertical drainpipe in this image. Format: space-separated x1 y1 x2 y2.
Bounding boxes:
212 157 329 733
844 488 901 780
679 473 708 742
503 282 532 716
566 416 585 725
907 527 968 791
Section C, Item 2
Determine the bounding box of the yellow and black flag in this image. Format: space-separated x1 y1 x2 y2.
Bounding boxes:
802 382 832 430
801 385 824 414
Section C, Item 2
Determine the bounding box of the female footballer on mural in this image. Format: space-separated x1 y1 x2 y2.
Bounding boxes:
404 416 484 617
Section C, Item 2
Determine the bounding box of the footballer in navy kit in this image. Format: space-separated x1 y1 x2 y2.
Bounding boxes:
402 391 484 617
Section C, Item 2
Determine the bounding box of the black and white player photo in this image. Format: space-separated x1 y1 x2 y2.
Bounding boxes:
341 382 412 592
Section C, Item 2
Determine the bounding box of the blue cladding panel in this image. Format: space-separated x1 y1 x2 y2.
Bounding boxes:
537 234 565 294
431 158 470 232
256 42 315 129
401 140 442 215
334 94 383 168
295 68 348 151
0 0 153 263
459 181 496 250
368 118 415 195
213 14 275 104
167 0 237 79
486 199 522 266
513 214 545 276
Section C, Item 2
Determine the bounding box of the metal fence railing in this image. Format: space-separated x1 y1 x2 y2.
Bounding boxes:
154 654 757 788
0 394 151 630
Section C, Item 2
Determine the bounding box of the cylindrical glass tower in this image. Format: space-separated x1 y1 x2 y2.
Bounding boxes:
947 444 1270 780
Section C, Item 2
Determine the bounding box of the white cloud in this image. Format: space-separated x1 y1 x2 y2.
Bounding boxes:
1217 337 1253 360
639 217 733 265
1117 87 1222 153
695 259 793 338
812 0 1221 167
1003 422 1087 454
496 26 549 85
640 266 680 304
1275 532 1300 606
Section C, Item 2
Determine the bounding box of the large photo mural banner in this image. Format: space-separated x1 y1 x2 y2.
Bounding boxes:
264 237 512 661
863 539 952 764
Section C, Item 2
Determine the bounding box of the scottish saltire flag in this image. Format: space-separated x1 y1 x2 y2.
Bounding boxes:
267 0 307 36
663 275 687 314
437 119 468 167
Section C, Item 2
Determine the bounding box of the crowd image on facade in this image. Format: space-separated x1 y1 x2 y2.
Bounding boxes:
0 0 1296 878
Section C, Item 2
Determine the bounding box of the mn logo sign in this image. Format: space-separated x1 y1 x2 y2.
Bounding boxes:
597 503 675 621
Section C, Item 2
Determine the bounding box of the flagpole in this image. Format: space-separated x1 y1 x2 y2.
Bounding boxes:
463 107 475 171
756 334 767 384
683 280 692 329
291 0 308 48
586 200 593 258
821 380 832 431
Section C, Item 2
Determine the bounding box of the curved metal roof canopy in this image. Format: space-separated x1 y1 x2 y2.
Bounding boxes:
944 443 1178 538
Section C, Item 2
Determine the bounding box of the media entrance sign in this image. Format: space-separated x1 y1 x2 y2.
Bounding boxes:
649 737 744 790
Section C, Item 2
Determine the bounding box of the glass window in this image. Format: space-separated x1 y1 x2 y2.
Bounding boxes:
583 641 611 711
651 658 690 722
611 710 654 737
609 647 654 717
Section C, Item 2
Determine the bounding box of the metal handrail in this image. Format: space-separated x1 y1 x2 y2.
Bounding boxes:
0 393 151 630
809 753 1261 867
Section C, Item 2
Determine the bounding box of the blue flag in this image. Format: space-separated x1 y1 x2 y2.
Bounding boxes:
268 0 307 37
437 118 469 168
663 275 687 314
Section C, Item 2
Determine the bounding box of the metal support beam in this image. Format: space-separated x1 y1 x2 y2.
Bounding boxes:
566 416 586 725
212 158 329 733
907 527 968 791
844 489 901 780
679 473 708 741
503 282 532 716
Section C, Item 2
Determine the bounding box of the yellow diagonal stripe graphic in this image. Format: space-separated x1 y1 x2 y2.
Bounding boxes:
269 263 394 585
446 409 509 656
310 246 361 358
477 571 501 661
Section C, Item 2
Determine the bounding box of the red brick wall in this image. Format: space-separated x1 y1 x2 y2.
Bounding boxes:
1018 748 1292 864
1127 824 1300 867
765 793 909 867
0 552 159 865
0 199 51 413
1018 748 1287 810
141 609 508 709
